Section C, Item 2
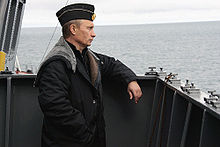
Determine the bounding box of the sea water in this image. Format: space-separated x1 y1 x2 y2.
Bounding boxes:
17 21 220 93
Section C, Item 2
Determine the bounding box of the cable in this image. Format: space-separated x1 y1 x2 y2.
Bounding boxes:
38 0 70 68
38 22 59 65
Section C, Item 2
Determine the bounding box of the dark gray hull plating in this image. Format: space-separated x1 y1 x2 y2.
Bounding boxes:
0 74 220 147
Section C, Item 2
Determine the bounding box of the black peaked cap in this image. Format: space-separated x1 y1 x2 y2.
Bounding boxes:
56 3 95 26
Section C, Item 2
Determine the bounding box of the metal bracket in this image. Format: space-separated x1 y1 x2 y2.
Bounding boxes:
167 73 181 87
185 83 200 98
19 0 26 4
204 90 220 106
0 67 12 74
181 79 191 92
145 67 158 76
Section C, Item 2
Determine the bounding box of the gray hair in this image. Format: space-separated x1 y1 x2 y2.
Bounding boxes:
62 20 82 39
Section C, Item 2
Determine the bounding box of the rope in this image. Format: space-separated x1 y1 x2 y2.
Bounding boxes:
38 0 71 68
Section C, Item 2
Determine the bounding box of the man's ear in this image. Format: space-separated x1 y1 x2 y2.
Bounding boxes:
69 24 77 35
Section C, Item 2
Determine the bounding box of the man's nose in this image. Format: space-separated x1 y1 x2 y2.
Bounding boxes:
91 29 96 38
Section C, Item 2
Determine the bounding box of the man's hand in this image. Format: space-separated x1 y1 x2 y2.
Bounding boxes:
127 81 142 104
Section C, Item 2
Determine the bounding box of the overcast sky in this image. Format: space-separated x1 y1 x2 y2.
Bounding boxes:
22 0 220 27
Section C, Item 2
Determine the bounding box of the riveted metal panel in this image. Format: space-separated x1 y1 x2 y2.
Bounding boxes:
184 104 204 147
0 78 7 147
9 78 42 147
103 78 157 147
167 93 189 147
148 79 165 147
199 112 220 147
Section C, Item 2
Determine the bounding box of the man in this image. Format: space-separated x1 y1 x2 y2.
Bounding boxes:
35 3 142 147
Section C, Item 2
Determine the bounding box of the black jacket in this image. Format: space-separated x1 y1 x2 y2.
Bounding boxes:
35 37 137 147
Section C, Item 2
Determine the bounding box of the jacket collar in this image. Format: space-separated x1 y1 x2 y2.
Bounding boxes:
38 36 101 89
38 36 77 73
76 49 101 89
65 40 101 89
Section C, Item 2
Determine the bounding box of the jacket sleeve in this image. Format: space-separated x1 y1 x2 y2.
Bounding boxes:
37 60 93 143
96 53 137 85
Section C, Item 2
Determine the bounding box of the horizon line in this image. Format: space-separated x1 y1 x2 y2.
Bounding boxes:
21 20 220 28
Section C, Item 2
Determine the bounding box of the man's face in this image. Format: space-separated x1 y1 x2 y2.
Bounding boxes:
74 20 96 48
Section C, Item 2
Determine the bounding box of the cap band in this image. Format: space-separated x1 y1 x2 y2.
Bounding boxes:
57 8 94 18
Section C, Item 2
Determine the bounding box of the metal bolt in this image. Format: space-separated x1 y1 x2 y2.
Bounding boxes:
173 73 178 77
208 90 216 96
149 67 156 71
191 83 195 88
213 94 220 98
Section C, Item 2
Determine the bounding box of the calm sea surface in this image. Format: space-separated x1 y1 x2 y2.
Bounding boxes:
17 21 220 93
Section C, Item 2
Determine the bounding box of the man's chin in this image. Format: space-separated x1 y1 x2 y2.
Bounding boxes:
87 43 92 46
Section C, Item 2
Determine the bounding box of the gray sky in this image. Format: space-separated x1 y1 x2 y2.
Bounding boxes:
22 0 220 27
